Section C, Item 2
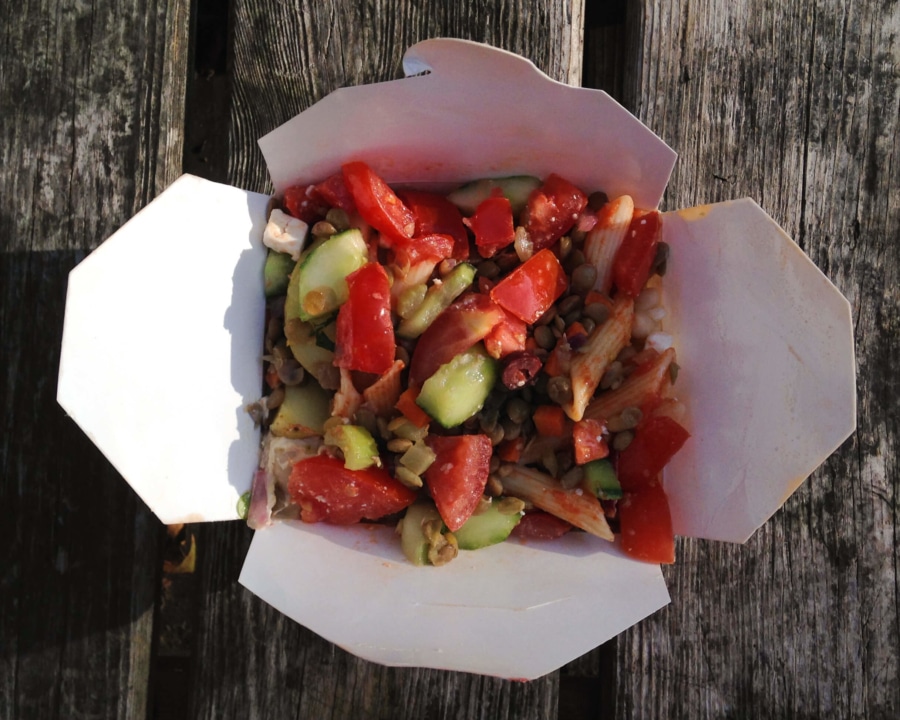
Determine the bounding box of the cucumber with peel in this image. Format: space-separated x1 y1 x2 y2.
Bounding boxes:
447 176 542 217
454 500 522 550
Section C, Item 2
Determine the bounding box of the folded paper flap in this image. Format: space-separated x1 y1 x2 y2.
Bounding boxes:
661 198 856 542
239 522 670 679
58 175 269 523
259 38 676 209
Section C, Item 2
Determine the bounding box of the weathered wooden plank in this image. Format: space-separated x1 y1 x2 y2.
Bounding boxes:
187 2 584 718
609 1 900 717
0 0 190 717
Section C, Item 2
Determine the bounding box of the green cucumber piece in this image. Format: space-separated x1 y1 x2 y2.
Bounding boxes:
324 424 381 471
447 176 542 217
400 502 443 566
264 250 296 298
268 381 333 439
416 344 498 428
583 459 623 500
288 228 368 321
396 263 475 339
454 500 522 550
284 318 335 382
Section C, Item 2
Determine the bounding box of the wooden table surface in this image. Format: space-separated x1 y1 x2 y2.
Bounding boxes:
3 0 898 718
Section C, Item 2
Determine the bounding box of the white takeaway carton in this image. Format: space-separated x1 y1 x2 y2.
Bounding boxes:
57 39 856 680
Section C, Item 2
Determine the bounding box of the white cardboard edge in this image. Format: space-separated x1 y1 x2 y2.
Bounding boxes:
57 175 270 523
662 199 857 542
258 38 677 210
238 521 670 680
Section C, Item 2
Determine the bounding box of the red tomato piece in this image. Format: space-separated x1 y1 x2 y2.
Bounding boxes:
463 194 516 258
400 190 470 260
313 172 357 213
618 479 675 564
490 248 568 324
282 184 327 223
390 232 454 268
408 293 504 387
512 511 573 540
612 210 661 297
616 415 691 491
334 262 395 375
573 418 610 465
521 174 588 251
424 434 492 531
342 161 415 242
483 308 527 359
288 455 417 524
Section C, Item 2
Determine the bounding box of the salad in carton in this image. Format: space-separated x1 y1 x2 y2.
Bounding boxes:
57 39 856 679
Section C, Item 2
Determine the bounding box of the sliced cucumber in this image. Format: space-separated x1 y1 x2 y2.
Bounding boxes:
396 263 475 339
287 228 368 321
416 344 498 428
264 250 295 298
583 459 622 500
399 501 443 566
268 381 333 439
447 176 542 217
324 424 381 471
284 318 335 382
454 500 522 550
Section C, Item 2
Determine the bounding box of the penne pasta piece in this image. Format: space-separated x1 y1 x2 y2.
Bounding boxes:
500 464 613 540
563 296 634 421
584 347 676 422
583 195 634 293
362 359 405 416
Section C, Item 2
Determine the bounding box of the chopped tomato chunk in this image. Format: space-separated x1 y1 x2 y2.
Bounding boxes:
490 248 567 324
618 479 675 564
408 293 504 387
521 174 588 250
313 172 356 213
616 416 690 491
483 308 527 359
335 262 395 375
282 184 327 223
390 232 454 268
463 194 516 258
288 455 417 524
342 161 415 242
612 209 661 297
400 190 470 259
424 434 492 531
573 418 609 464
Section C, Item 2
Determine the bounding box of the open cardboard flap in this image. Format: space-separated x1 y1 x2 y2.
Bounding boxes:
58 39 856 679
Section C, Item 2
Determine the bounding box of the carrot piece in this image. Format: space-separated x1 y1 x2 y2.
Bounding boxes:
396 387 431 428
533 405 568 437
496 437 524 463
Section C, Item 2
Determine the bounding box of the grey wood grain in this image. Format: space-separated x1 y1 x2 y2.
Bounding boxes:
610 1 900 717
187 2 583 718
0 0 190 717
